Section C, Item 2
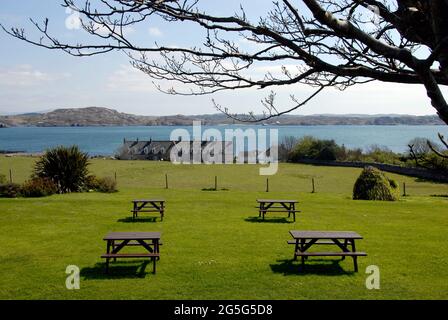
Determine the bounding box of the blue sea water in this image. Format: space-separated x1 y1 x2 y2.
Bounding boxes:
0 125 447 156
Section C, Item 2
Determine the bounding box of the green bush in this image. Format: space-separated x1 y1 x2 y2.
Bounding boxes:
353 166 400 201
84 175 100 191
95 177 117 193
34 145 90 193
419 153 448 171
0 183 22 198
363 145 402 165
289 136 344 161
21 177 58 198
341 148 364 162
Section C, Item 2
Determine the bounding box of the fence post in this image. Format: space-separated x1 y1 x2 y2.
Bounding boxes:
266 178 269 192
214 176 218 191
9 169 12 184
114 171 117 184
403 182 406 197
312 178 315 193
165 174 169 189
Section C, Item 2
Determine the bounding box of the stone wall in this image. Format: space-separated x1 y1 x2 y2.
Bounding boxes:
296 159 448 183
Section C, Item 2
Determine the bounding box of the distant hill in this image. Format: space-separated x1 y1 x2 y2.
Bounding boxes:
0 107 444 127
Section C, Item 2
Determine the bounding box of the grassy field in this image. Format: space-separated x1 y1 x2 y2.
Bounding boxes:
0 156 447 300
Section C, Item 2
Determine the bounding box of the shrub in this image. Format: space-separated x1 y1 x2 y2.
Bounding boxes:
34 145 90 193
0 183 22 198
289 136 344 162
95 177 117 193
342 148 364 162
353 166 400 201
363 145 402 165
21 177 58 198
84 175 100 191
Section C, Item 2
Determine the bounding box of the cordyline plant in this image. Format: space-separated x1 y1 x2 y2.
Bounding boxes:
34 145 90 193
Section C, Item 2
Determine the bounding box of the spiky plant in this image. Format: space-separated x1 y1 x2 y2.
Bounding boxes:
34 145 90 193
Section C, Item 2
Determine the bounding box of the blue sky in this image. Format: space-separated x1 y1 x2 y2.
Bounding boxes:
0 0 445 116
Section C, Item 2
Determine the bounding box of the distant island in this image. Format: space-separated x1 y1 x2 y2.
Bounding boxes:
0 107 444 127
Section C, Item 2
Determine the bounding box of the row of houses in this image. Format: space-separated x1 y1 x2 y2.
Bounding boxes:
116 139 273 163
116 139 234 162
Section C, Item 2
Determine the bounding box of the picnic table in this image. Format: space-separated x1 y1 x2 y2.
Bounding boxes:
131 199 165 221
101 232 161 274
257 199 299 221
288 230 367 272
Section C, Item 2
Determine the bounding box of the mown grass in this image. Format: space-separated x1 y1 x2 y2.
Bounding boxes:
0 156 447 299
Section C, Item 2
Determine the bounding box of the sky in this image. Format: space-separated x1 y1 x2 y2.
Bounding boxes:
0 0 446 116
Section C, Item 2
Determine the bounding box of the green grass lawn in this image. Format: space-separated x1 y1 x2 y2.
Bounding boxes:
0 156 447 299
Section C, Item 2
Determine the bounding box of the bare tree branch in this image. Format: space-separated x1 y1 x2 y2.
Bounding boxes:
1 0 447 122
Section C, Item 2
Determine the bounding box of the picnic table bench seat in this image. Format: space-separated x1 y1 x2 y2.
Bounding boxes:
112 240 163 246
287 240 337 245
294 251 367 257
101 253 159 273
101 253 160 259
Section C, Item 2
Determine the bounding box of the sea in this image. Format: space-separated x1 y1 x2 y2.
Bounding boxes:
0 125 447 156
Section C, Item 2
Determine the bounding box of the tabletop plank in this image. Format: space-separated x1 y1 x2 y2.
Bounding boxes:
104 232 162 241
289 230 363 239
132 199 165 203
257 199 298 203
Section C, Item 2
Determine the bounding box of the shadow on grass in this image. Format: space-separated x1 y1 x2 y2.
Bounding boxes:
117 217 159 223
244 216 293 224
81 260 151 279
270 259 355 276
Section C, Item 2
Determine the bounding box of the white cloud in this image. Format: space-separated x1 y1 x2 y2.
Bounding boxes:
148 27 163 37
106 65 156 93
0 65 71 87
106 64 197 94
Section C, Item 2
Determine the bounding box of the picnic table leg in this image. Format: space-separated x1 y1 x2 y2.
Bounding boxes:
351 239 358 272
154 239 160 261
291 203 296 222
112 240 117 262
293 240 299 261
105 240 111 273
341 239 348 261
300 239 305 267
160 202 165 221
260 203 266 220
133 202 137 220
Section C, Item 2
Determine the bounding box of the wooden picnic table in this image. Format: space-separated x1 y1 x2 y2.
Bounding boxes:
101 232 161 274
131 199 165 221
256 199 299 221
289 230 367 272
